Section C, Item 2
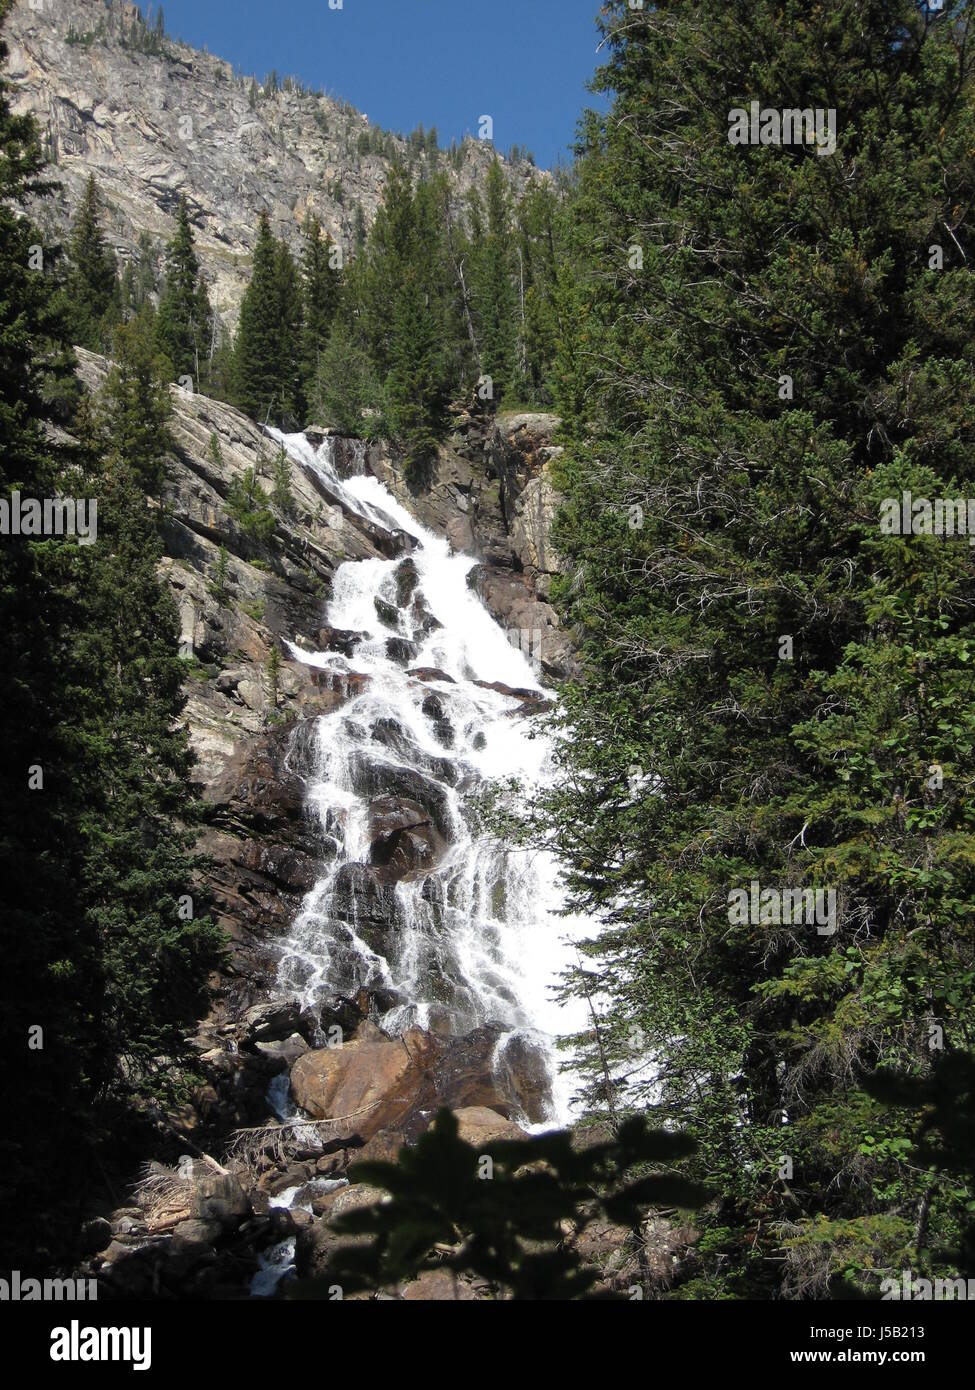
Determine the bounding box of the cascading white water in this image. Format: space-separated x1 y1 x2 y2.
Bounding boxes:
266 430 587 1125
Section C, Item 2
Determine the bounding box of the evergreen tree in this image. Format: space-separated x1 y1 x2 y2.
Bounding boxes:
209 542 231 605
154 195 212 385
64 174 119 350
0 0 96 1267
270 445 296 517
274 238 305 424
311 309 380 436
66 449 221 1094
102 304 173 494
515 178 564 404
542 0 975 1298
226 465 275 540
467 160 520 404
355 162 458 470
298 214 339 404
0 0 219 1268
234 211 304 425
233 211 282 421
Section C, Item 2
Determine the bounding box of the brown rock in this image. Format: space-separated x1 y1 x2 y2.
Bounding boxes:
401 1269 478 1301
452 1107 528 1146
290 1029 438 1139
289 1025 526 1143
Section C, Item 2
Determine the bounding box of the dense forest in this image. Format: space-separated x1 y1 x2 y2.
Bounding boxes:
65 155 566 473
2 0 974 1307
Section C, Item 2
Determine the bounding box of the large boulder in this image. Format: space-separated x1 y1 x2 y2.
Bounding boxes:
288 1025 537 1143
290 1029 439 1140
367 795 446 881
452 1107 529 1147
295 1184 386 1281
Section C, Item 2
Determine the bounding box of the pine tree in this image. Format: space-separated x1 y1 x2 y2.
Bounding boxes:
233 211 304 425
298 213 340 400
64 174 119 350
209 542 231 605
0 0 97 1267
226 465 275 540
233 212 282 421
543 0 975 1298
274 238 305 424
270 446 296 517
101 304 173 495
356 162 458 469
311 308 379 436
0 0 220 1269
467 160 519 403
67 450 221 1093
154 194 212 385
515 179 563 403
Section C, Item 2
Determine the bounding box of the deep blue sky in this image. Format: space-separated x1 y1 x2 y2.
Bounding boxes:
153 0 607 170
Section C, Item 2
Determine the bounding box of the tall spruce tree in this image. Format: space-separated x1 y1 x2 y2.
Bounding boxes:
0 0 98 1268
0 0 220 1266
298 213 341 402
234 210 304 424
356 162 458 471
233 210 283 421
103 304 173 494
543 0 975 1298
274 237 305 424
64 174 119 350
154 194 212 385
467 159 520 404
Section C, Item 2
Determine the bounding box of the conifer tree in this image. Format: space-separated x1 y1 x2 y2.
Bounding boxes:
298 213 340 401
154 194 212 385
64 174 119 350
102 304 173 494
468 160 519 403
233 211 281 420
356 162 457 470
543 0 975 1298
0 0 96 1267
274 237 305 424
234 211 304 424
0 0 220 1269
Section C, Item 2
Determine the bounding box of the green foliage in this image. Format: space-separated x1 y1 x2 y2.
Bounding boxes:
270 446 296 517
233 210 304 425
101 304 173 494
310 310 379 435
465 160 520 403
304 1109 704 1300
63 175 119 351
537 0 975 1298
208 543 231 605
0 0 220 1269
298 214 341 403
226 465 275 540
154 195 212 384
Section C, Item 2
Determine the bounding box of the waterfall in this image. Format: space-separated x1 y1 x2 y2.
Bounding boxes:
266 431 586 1126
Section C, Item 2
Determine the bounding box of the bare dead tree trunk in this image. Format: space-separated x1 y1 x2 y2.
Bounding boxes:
444 198 482 371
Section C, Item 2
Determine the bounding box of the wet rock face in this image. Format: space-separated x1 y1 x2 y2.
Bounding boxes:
367 796 446 882
367 412 580 683
349 753 456 839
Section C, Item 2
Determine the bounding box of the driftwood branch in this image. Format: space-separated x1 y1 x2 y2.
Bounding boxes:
225 1100 387 1169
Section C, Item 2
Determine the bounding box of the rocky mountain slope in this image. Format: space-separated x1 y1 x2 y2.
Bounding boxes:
7 0 538 331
